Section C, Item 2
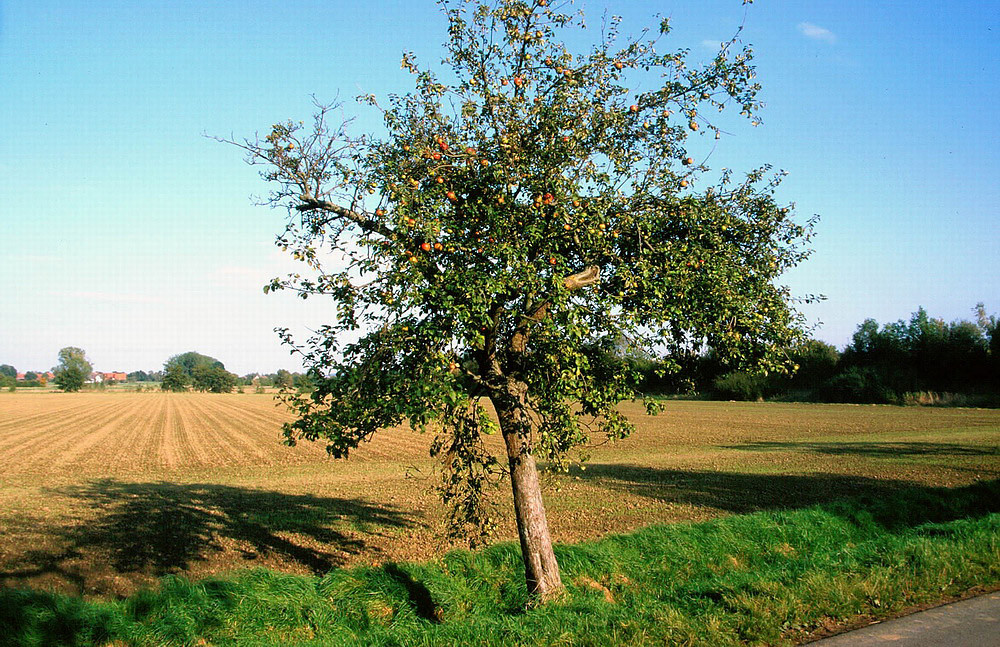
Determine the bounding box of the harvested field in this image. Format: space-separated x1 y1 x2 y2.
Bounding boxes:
1 392 998 597
0 392 432 477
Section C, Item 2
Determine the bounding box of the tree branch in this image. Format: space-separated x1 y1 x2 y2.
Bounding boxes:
510 265 601 354
563 265 600 291
296 195 395 239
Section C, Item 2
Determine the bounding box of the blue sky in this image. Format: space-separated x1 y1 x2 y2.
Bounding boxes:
1 1 997 375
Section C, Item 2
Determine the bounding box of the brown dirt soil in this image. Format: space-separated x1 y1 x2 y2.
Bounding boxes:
0 392 997 598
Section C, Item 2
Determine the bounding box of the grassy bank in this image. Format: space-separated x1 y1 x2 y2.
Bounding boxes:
3 480 998 647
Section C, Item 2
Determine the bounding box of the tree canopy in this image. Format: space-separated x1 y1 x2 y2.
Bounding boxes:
161 364 190 392
229 0 815 600
53 347 92 392
162 352 237 393
192 364 238 393
164 351 224 375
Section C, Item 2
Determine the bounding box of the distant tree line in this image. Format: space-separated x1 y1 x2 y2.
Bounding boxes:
1 347 94 391
1 352 313 394
240 369 313 391
0 364 17 389
159 353 313 394
628 304 999 406
127 370 164 382
0 367 46 388
5 308 994 404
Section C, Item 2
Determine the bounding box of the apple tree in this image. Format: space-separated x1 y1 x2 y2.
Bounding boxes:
227 0 815 600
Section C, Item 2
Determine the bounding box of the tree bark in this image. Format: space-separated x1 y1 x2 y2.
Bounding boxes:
482 267 598 601
492 392 563 601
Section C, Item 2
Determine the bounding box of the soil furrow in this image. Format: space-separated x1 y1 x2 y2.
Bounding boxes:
185 395 279 466
0 397 124 455
47 395 162 472
0 398 136 475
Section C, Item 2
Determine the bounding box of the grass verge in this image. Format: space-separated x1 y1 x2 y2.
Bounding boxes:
3 479 999 647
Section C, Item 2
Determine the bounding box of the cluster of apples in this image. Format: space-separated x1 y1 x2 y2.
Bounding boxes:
532 192 557 208
542 55 576 81
404 238 447 265
500 76 527 89
390 134 500 262
678 156 697 188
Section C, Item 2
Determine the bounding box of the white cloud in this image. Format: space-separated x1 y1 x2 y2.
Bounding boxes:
701 39 724 50
798 22 836 43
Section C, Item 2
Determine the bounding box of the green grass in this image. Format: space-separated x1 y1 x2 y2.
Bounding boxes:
3 480 998 647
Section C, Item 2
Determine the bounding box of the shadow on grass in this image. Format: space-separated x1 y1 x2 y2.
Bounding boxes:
0 588 118 647
384 563 443 622
0 479 415 594
721 441 1000 458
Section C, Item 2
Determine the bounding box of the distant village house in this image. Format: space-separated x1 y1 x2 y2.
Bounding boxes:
90 371 128 383
16 371 55 382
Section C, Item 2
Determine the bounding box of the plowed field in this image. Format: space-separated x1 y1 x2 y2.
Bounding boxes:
1 392 998 597
0 392 436 477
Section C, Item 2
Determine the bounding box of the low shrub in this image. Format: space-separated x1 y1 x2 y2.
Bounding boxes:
818 367 900 404
712 371 771 401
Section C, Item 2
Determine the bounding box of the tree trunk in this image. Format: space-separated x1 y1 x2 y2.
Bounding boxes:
493 395 564 601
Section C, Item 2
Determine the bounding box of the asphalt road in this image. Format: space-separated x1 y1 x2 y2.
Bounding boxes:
808 592 1000 646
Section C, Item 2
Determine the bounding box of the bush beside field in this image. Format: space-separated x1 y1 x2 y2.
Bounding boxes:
3 480 998 647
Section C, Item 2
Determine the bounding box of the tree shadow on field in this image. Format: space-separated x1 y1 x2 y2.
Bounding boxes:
0 480 415 595
570 465 1000 528
571 464 917 514
720 440 1000 458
